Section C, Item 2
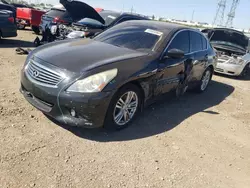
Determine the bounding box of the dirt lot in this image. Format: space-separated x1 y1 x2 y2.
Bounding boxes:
0 30 250 188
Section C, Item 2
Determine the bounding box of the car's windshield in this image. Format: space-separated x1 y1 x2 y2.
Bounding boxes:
94 25 163 52
99 11 121 25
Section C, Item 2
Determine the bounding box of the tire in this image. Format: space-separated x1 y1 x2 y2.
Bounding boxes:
17 24 25 30
104 84 142 131
32 26 40 35
240 63 250 78
195 67 213 93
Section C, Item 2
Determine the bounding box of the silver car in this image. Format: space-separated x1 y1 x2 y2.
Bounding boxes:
202 28 250 77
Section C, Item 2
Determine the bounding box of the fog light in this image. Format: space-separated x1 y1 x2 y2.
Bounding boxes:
70 109 76 117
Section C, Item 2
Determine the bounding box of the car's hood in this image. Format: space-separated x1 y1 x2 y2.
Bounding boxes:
32 39 148 73
203 29 249 50
59 0 104 24
213 44 246 55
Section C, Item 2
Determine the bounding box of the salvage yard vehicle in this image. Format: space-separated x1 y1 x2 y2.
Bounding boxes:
37 0 104 45
65 10 150 39
36 0 148 45
202 28 250 77
20 21 216 130
0 10 17 40
0 1 16 17
16 7 45 33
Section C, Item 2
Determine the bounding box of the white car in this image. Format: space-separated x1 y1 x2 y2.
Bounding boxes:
215 52 250 77
202 28 250 77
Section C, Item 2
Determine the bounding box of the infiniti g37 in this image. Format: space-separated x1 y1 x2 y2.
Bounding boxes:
20 20 216 130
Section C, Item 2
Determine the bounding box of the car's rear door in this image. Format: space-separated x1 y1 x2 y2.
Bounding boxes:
189 31 208 82
156 30 191 95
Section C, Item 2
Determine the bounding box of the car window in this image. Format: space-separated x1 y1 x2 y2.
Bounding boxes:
94 26 162 52
46 9 67 18
99 11 121 26
168 31 190 54
190 31 203 52
202 35 208 50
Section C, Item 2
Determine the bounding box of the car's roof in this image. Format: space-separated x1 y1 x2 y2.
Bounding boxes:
119 20 189 34
100 10 149 19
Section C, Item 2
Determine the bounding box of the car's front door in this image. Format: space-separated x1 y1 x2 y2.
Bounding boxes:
155 30 191 95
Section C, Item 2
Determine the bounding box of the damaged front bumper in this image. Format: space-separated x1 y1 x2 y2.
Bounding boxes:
20 67 114 128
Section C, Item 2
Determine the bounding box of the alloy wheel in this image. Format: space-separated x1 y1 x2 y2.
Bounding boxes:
201 70 211 91
113 91 139 126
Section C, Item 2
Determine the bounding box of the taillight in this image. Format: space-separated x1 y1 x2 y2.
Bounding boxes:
53 17 66 24
8 17 14 23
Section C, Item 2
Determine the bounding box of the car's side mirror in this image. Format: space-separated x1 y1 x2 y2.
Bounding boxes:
164 48 185 59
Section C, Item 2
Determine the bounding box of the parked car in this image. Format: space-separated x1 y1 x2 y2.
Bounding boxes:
0 10 17 40
20 21 216 130
202 28 250 77
0 1 16 18
65 10 150 39
16 7 45 33
37 0 104 45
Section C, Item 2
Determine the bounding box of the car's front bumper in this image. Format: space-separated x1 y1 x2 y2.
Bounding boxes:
20 66 115 128
215 62 244 76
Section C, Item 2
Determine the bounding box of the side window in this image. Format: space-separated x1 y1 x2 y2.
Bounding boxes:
201 35 208 50
168 31 190 54
190 31 203 52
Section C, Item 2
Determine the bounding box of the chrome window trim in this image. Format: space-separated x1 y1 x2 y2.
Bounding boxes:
161 28 209 59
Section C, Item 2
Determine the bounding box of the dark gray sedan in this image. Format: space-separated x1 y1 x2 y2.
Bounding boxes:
20 20 216 130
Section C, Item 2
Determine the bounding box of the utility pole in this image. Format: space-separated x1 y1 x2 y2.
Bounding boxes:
191 10 195 22
213 0 227 26
225 0 240 28
130 6 134 14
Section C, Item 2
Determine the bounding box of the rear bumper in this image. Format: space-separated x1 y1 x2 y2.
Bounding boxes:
215 62 244 76
1 26 17 38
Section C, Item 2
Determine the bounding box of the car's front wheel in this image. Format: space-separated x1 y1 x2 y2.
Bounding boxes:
196 67 212 92
104 84 142 130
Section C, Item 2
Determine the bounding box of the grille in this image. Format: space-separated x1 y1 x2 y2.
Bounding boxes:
25 59 64 87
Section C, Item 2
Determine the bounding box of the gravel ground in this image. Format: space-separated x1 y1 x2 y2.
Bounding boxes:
0 30 250 188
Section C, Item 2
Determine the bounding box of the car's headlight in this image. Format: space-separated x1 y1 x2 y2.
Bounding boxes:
227 58 245 65
66 69 118 93
67 31 89 39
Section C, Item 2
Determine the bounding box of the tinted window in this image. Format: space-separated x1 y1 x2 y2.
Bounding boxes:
168 31 190 54
99 11 121 26
94 26 162 52
190 31 203 52
202 35 208 50
46 9 68 18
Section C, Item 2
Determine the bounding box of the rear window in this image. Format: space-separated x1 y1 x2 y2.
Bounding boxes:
99 11 121 25
94 26 162 52
46 9 69 18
